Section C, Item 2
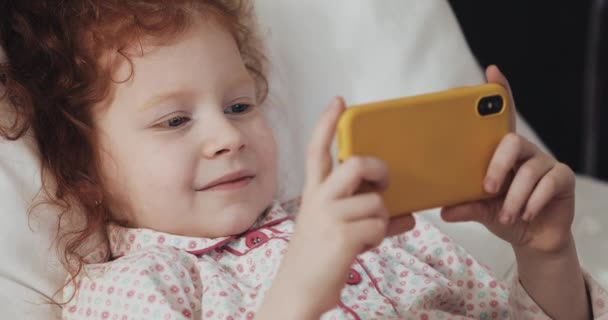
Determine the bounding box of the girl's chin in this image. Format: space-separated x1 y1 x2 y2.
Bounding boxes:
204 211 262 238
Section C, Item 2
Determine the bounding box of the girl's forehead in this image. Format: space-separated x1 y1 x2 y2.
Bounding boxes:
108 20 233 78
99 23 250 113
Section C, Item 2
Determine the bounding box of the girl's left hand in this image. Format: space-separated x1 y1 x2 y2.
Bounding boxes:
440 65 576 256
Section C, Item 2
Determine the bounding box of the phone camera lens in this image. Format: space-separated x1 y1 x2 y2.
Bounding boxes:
478 95 504 116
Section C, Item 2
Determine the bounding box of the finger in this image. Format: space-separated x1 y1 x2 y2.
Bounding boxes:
305 97 346 189
332 193 389 222
387 214 416 237
499 155 556 224
523 163 575 222
485 65 518 130
441 200 498 225
348 217 388 253
484 133 538 195
486 65 514 98
322 156 389 199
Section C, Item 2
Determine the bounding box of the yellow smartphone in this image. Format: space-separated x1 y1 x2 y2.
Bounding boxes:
336 83 514 216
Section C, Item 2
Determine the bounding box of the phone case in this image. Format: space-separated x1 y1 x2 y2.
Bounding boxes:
337 83 514 216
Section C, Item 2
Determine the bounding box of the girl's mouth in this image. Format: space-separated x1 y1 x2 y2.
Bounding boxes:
198 170 255 191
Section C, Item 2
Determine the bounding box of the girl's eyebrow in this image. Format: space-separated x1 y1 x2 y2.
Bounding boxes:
224 76 256 97
138 90 194 112
138 76 255 112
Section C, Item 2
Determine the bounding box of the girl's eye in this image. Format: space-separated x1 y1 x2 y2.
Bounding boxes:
224 103 253 115
164 116 191 128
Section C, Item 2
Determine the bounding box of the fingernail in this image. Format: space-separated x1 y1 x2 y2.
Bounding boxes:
489 64 502 75
484 179 496 193
334 96 345 108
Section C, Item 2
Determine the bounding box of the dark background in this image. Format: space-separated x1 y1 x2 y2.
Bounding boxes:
448 1 608 181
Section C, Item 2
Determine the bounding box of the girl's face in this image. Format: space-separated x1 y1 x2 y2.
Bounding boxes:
95 20 278 238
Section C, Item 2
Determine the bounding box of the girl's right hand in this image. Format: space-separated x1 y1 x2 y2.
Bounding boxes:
261 98 416 318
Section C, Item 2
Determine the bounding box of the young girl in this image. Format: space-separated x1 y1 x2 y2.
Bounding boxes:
0 1 606 319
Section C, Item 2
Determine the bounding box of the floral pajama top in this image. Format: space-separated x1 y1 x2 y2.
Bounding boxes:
63 199 608 319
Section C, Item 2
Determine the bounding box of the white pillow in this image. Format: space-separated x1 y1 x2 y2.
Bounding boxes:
1 1 606 318
0 134 65 319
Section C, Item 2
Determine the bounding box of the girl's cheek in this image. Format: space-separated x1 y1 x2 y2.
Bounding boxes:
254 118 277 150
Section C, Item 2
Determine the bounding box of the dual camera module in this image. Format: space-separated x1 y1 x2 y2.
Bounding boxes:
477 95 504 116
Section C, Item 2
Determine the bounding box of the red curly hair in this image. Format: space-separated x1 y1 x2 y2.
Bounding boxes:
0 0 267 302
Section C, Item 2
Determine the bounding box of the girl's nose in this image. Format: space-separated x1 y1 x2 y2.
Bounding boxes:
201 117 245 159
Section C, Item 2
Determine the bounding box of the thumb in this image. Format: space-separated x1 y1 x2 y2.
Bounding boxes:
304 97 346 190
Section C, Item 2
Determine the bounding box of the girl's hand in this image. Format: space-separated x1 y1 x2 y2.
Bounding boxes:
441 65 576 256
262 98 415 318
